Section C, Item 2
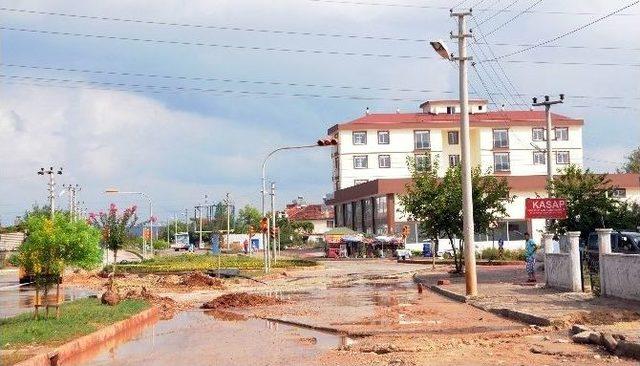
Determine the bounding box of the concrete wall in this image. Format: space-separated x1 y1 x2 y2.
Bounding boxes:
545 253 574 290
600 253 640 300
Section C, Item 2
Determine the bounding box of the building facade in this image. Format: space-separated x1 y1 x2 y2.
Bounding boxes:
285 199 335 242
326 100 639 249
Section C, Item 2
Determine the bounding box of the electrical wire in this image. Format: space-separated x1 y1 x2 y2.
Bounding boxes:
306 0 638 15
483 0 543 37
476 0 521 27
0 26 433 60
4 25 637 68
482 0 640 62
0 7 425 44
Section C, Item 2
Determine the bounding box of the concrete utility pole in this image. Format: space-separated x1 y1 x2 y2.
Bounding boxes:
270 182 277 264
37 167 63 218
451 9 478 296
63 184 80 221
225 193 231 250
532 95 564 197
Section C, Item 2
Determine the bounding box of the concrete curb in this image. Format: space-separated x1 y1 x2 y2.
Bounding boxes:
427 285 552 326
15 306 158 366
400 259 523 266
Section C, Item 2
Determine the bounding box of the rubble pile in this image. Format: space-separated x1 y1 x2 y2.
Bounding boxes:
201 292 284 309
180 272 225 288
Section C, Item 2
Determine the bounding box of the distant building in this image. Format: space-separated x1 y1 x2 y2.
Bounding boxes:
285 198 335 242
325 99 640 249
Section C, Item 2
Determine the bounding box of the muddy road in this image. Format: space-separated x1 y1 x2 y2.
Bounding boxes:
67 260 632 365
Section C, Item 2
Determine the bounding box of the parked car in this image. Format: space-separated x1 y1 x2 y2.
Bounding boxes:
170 232 191 251
584 231 640 271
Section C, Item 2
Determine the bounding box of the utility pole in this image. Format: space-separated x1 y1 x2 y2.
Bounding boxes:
451 9 477 296
63 184 80 221
225 193 231 251
198 205 203 249
270 183 277 264
37 167 63 218
532 94 564 197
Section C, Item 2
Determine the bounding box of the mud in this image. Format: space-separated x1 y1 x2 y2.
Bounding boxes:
124 287 185 320
559 310 640 326
180 272 225 288
201 292 285 309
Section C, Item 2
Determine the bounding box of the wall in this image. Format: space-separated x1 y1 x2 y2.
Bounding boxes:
545 253 574 290
600 253 640 301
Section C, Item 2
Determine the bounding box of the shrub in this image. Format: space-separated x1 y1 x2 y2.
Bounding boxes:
477 247 526 261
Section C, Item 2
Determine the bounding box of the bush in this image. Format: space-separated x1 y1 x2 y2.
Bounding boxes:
153 239 170 250
477 247 526 261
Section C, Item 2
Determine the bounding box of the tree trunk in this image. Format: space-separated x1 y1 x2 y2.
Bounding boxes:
110 249 118 290
448 234 461 273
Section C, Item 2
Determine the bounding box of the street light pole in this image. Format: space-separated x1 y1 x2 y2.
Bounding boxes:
270 182 277 264
260 140 337 273
532 95 564 197
38 167 63 219
225 193 231 251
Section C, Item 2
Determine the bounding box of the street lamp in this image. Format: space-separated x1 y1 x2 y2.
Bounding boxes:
105 188 154 258
430 9 478 296
260 138 337 273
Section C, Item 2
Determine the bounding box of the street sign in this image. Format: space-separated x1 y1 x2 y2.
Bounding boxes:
525 198 567 219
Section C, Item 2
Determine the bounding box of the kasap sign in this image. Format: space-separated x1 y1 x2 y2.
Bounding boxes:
525 198 568 219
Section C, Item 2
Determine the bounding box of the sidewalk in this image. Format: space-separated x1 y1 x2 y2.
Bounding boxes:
414 264 640 343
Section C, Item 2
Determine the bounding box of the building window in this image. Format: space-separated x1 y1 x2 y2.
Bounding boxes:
612 188 627 198
326 220 335 228
353 155 368 169
493 129 509 148
415 154 431 171
555 127 568 141
494 152 510 172
556 151 570 165
533 151 546 165
532 128 546 142
446 106 455 114
354 179 368 185
352 131 367 145
478 105 483 111
447 131 459 145
377 131 390 144
449 154 460 167
378 154 391 168
414 130 430 149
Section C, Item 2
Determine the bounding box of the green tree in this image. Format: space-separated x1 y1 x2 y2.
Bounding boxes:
612 201 640 231
89 204 138 281
620 146 640 173
550 165 617 237
236 205 261 233
16 213 101 317
400 161 511 273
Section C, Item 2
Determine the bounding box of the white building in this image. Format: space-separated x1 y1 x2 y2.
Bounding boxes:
285 200 335 242
326 100 639 249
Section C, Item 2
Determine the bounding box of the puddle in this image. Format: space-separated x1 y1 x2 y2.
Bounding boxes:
66 310 354 366
0 274 95 318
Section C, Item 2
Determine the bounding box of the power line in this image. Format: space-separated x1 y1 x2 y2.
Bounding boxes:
475 41 640 52
482 0 640 62
305 0 638 15
476 0 522 27
483 0 543 37
3 26 638 68
0 7 425 44
0 26 433 60
3 75 636 110
0 63 457 95
4 62 635 101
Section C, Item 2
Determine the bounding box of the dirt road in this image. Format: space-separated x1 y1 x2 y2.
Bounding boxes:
66 260 632 365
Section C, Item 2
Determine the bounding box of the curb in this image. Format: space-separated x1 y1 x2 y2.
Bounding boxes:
15 306 158 366
427 285 552 326
399 259 523 266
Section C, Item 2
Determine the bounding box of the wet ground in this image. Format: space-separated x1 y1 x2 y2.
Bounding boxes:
66 310 352 366
16 260 638 365
0 270 94 318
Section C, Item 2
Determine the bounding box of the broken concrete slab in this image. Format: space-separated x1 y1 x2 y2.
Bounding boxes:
572 331 597 344
571 324 591 335
601 333 618 352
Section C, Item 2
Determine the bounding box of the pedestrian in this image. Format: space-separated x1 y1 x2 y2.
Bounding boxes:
552 235 560 253
189 240 195 253
498 238 504 258
524 232 538 282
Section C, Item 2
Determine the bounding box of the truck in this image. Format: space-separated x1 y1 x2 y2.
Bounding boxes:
170 232 191 251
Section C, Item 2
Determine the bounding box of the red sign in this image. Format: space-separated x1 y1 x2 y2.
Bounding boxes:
525 198 567 219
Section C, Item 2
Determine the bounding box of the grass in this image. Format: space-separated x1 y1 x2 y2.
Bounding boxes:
0 298 149 349
113 253 319 274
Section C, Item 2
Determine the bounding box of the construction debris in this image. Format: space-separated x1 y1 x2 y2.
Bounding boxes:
201 292 284 309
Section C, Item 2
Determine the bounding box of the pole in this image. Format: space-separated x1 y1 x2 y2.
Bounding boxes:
226 193 231 251
270 182 277 263
198 205 203 249
149 198 154 257
452 10 477 296
532 95 564 197
48 173 55 218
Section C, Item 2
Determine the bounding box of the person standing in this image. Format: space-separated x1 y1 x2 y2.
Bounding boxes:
497 238 505 258
524 232 538 282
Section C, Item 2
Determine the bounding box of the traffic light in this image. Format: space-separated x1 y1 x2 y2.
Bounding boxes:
317 138 338 146
260 217 268 233
402 225 410 239
248 225 255 237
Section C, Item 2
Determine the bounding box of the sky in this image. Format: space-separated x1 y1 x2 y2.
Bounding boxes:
0 0 638 225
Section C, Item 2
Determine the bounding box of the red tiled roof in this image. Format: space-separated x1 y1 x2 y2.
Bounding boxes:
286 204 334 221
328 111 583 134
